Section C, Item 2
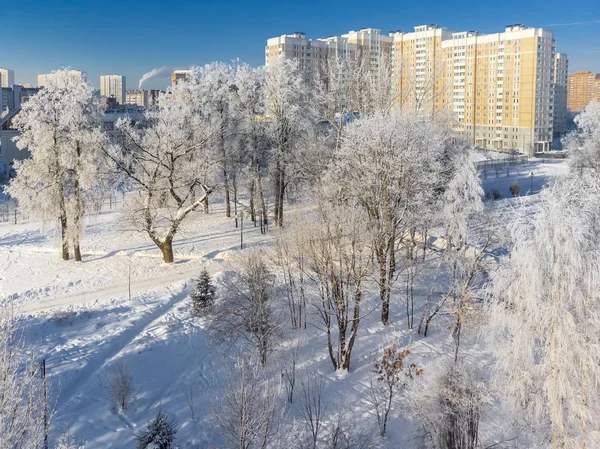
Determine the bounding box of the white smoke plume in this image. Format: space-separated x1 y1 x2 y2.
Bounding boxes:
138 66 175 89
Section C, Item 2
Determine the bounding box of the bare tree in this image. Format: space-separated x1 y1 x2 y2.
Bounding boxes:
368 344 423 437
296 372 328 449
212 250 282 367
282 338 302 404
210 357 282 449
106 361 135 411
289 201 373 371
275 229 308 330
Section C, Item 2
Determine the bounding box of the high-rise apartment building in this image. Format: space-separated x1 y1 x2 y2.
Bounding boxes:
567 71 600 112
100 75 126 105
267 23 559 154
266 32 358 76
38 70 87 87
553 53 569 136
0 68 14 88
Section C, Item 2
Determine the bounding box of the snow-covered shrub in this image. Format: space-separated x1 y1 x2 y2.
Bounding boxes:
106 361 135 411
190 268 216 316
135 410 179 449
411 358 487 449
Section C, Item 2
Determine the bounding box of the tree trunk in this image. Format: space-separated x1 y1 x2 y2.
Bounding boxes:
159 239 174 264
223 167 231 218
249 179 256 224
73 176 84 262
59 197 69 261
203 196 209 214
257 171 268 225
275 163 285 227
60 213 69 261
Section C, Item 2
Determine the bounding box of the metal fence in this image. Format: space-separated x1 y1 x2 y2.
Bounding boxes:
477 155 528 171
0 194 124 225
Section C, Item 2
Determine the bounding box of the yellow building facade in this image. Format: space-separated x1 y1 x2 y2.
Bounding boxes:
267 24 561 154
568 71 600 112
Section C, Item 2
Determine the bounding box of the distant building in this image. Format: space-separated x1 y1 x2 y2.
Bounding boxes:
38 69 87 87
0 68 14 88
0 85 40 115
126 90 148 107
568 71 600 112
101 96 118 109
171 70 191 85
1 110 28 179
102 105 145 131
553 53 569 136
126 89 162 108
100 74 126 105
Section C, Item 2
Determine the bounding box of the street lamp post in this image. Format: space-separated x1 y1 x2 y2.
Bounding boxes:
530 171 534 195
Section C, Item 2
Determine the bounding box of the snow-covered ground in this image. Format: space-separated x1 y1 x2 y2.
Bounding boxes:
0 160 568 448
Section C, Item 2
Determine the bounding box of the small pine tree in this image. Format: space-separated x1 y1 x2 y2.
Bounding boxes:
136 410 179 449
509 181 520 197
191 268 216 316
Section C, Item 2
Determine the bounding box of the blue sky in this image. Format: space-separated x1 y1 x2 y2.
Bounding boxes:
1 0 598 90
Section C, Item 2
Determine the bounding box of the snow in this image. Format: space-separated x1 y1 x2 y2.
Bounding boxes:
0 160 569 448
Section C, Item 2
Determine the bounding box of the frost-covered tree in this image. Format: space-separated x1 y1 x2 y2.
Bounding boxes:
6 70 103 261
190 267 216 316
314 55 364 152
135 410 179 449
265 57 316 226
0 311 47 449
566 100 600 173
325 111 451 325
184 62 237 217
487 174 600 448
105 88 217 263
232 63 270 225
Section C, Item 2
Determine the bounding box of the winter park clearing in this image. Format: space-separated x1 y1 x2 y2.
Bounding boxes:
0 158 567 448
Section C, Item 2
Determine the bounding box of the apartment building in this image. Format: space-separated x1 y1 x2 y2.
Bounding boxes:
0 68 14 88
126 89 161 108
267 23 560 154
568 71 600 111
553 53 569 136
38 69 87 87
100 74 126 105
266 32 358 77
